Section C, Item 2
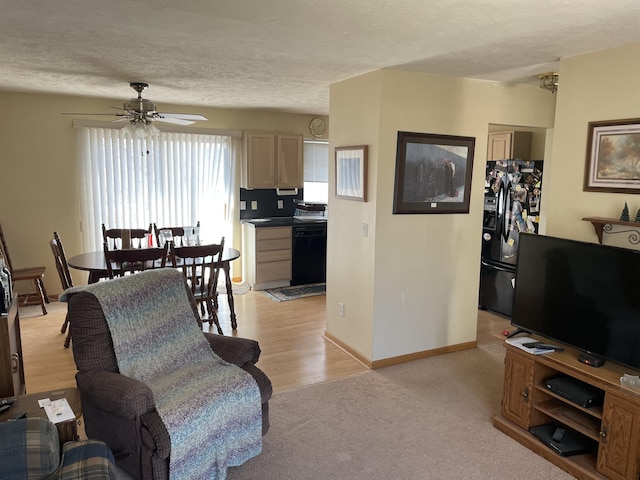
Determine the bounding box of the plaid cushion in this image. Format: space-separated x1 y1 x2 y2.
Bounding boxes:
0 417 60 479
54 440 119 480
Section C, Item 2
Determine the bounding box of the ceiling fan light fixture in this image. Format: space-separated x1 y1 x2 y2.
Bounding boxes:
121 118 160 139
538 72 559 93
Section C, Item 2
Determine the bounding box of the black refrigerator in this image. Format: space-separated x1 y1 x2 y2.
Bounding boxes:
479 159 543 317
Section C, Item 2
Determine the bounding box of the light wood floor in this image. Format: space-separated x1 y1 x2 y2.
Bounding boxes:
17 291 510 395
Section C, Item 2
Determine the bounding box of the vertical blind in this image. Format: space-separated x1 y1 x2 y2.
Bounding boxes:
76 127 235 251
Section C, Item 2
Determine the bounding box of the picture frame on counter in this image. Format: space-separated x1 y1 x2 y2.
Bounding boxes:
393 131 475 214
335 145 368 202
584 118 640 193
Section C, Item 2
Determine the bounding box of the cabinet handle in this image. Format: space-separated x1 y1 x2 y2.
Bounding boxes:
11 353 19 374
522 387 529 402
599 426 608 444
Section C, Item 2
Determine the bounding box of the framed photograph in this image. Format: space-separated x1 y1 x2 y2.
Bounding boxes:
584 118 640 193
335 145 368 201
393 131 475 214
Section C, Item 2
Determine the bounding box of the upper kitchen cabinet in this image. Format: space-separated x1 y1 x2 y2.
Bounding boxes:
242 131 303 189
487 131 532 161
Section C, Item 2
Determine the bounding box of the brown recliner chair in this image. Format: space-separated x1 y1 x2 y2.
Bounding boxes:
62 270 272 480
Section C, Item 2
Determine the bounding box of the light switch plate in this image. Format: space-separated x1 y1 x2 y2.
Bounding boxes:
251 201 258 210
240 201 246 210
277 200 284 209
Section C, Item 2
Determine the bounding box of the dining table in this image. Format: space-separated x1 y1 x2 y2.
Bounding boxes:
67 247 241 330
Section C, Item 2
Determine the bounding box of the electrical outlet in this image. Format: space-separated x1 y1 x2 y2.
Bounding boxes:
362 223 368 237
251 201 258 210
277 200 284 209
338 303 345 317
240 201 246 210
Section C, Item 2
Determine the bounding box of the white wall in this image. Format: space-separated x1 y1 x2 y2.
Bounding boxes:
327 70 556 362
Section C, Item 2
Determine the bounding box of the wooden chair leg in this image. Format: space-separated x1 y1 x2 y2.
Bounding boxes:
33 278 47 315
61 315 69 334
206 299 223 335
38 278 50 304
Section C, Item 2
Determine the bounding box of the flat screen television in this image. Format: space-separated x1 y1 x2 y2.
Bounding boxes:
512 233 640 371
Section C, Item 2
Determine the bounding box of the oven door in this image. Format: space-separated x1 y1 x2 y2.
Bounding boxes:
291 224 327 286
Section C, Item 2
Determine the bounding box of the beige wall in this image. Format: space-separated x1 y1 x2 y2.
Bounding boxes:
328 70 556 362
0 90 326 295
546 42 640 246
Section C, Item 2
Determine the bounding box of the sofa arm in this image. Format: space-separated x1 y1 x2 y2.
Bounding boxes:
0 417 60 479
76 371 155 419
54 440 126 480
203 332 261 366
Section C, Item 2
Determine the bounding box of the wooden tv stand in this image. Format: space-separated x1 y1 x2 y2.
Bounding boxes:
494 341 640 480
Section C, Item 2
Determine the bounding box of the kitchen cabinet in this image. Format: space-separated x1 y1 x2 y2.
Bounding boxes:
242 131 303 189
242 224 292 290
487 131 531 161
0 298 25 397
495 343 640 480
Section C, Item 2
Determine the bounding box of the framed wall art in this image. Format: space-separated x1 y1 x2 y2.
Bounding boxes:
393 131 475 214
584 118 640 193
335 145 368 201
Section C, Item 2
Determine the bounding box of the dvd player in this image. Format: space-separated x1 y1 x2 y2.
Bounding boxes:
545 376 604 408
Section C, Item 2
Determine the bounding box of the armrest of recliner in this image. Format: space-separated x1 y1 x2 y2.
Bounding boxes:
76 371 155 419
203 332 261 367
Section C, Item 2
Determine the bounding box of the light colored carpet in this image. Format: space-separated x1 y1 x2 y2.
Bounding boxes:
263 283 326 302
227 343 574 480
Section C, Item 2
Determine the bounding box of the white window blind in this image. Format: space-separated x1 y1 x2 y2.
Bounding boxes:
303 140 329 203
76 127 237 251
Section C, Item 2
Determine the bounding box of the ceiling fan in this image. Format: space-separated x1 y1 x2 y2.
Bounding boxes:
64 82 208 126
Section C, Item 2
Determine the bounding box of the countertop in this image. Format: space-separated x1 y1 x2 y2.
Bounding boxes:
241 217 327 227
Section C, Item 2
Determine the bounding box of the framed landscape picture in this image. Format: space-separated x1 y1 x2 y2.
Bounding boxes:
393 131 475 214
584 118 640 193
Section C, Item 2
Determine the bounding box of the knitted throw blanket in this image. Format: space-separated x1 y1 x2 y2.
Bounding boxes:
82 269 262 480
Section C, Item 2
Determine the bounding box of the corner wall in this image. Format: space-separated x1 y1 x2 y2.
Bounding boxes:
327 70 556 362
546 42 640 245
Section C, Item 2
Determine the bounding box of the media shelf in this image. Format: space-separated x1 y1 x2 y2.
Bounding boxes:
494 341 640 480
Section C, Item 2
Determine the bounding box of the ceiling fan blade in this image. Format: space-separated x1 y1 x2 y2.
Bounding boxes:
157 113 208 121
155 117 195 126
61 112 120 116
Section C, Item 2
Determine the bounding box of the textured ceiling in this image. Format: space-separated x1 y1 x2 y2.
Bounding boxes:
1 0 640 115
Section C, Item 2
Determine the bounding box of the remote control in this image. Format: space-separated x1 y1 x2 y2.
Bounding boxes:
552 427 566 442
0 397 16 407
0 404 10 414
522 342 540 348
8 412 26 421
535 343 564 351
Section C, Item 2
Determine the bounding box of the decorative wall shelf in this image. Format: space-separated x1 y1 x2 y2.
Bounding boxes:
582 216 640 244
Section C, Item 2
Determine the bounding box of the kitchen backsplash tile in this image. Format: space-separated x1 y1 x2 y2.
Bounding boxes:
240 188 303 219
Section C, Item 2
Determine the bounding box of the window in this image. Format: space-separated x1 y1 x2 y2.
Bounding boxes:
76 127 237 251
303 139 329 204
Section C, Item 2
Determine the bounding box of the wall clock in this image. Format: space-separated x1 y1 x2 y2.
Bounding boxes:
309 117 327 138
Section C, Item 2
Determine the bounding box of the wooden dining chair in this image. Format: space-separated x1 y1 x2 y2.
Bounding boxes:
153 221 200 247
102 224 153 249
49 231 74 347
0 223 49 315
170 238 225 334
103 242 169 278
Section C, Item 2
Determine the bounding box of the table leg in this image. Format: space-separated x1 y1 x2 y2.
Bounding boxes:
222 261 237 330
